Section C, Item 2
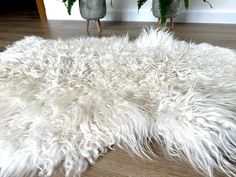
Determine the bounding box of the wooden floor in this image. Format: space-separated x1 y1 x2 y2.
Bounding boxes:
1 11 236 177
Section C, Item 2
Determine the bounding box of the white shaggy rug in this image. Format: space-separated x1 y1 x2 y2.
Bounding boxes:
0 29 236 177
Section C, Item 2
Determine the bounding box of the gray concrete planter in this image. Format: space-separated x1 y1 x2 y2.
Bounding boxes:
79 0 106 32
152 0 181 29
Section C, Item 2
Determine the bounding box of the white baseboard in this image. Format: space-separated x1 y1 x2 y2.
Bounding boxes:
175 11 236 24
103 10 236 24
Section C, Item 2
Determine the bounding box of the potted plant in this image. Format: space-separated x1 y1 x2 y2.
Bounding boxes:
62 0 106 33
138 0 212 29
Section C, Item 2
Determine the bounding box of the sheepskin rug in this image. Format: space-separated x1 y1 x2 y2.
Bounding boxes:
0 29 236 177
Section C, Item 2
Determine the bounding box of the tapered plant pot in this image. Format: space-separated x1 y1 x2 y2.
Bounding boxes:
152 0 181 29
79 0 106 33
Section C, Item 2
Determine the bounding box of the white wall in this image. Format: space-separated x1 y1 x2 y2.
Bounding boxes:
44 0 236 24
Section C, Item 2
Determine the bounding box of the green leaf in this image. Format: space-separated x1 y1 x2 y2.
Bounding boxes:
137 0 148 10
159 0 172 25
184 0 189 9
63 0 76 15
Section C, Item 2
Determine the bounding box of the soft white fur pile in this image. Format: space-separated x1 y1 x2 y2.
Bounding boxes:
0 29 236 177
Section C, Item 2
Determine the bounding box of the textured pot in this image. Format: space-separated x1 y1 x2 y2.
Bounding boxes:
152 0 181 18
79 0 106 20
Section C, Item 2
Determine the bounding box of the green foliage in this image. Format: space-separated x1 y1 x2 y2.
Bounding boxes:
138 0 148 10
63 0 76 15
137 0 173 25
138 0 213 26
184 0 189 9
159 0 172 25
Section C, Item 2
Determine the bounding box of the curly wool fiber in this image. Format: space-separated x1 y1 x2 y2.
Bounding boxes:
0 29 236 177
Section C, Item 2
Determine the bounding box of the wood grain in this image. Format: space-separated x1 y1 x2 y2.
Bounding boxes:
1 12 235 177
36 0 47 21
